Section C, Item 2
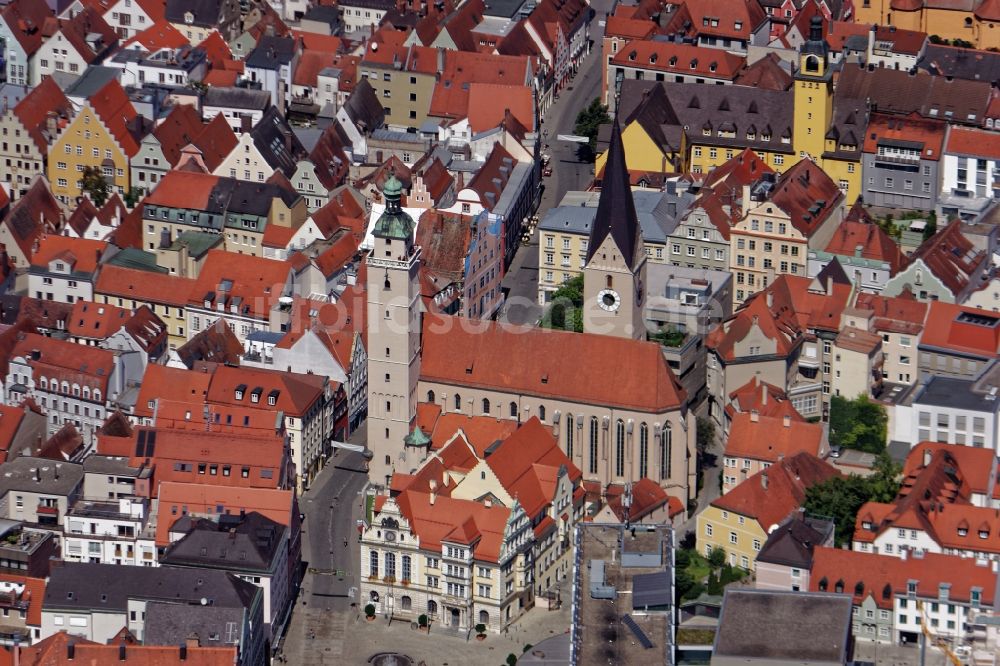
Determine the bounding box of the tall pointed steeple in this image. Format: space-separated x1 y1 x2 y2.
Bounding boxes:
588 114 642 268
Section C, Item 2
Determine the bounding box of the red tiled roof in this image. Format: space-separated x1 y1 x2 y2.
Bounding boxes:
604 477 682 522
732 52 793 91
809 547 996 610
155 482 293 545
664 0 765 41
711 452 840 530
152 104 205 166
17 631 236 665
428 50 533 121
466 83 534 134
205 364 326 417
67 300 129 339
391 490 510 561
59 7 118 65
12 77 72 155
604 15 657 39
824 221 906 274
863 112 946 161
905 442 997 498
197 30 233 67
707 274 853 362
726 377 803 423
421 314 686 413
144 170 219 208
10 331 115 394
946 125 1000 159
133 364 212 419
0 404 28 462
765 158 844 236
909 218 986 297
724 412 823 464
88 78 141 157
188 250 293 319
95 264 196 307
919 301 1000 358
485 417 581 518
124 19 187 50
422 409 520 457
1 1 54 56
29 236 107 274
611 40 744 79
853 291 928 335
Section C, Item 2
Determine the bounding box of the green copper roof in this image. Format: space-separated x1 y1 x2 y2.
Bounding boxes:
404 425 431 447
372 174 415 241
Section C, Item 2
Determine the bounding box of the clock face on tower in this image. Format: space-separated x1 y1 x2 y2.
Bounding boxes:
598 289 621 312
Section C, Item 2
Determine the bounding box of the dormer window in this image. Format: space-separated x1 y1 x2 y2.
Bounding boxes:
235 384 247 401
251 387 262 404
55 262 64 271
862 520 872 530
184 11 194 24
628 50 636 61
958 526 968 537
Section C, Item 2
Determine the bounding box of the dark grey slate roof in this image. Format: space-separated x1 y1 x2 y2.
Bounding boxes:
918 44 1000 83
144 601 246 647
249 107 308 177
160 512 285 573
203 87 272 111
714 589 853 662
43 562 261 612
617 79 796 156
914 374 1000 413
245 36 295 70
588 116 642 267
342 79 385 133
165 0 228 27
0 457 83 497
756 515 834 569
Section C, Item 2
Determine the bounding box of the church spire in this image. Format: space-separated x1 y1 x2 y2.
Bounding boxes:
588 114 642 268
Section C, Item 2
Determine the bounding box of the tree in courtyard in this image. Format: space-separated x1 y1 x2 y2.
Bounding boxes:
541 274 584 332
79 166 111 208
707 547 726 569
573 97 611 162
803 452 901 546
829 394 888 454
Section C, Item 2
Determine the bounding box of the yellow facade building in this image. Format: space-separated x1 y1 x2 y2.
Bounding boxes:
48 79 140 205
696 453 839 571
854 0 1000 50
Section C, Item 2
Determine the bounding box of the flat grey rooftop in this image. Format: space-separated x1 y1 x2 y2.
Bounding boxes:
575 524 673 666
914 374 1000 413
713 588 852 663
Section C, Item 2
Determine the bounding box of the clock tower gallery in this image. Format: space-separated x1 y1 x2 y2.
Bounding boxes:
583 115 647 340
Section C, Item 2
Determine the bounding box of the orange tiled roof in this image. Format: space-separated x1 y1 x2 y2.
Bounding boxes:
604 14 657 39
12 77 72 155
95 264 196 307
909 219 986 298
809 547 996 610
66 300 129 339
466 83 534 134
711 452 840 530
155 482 294 545
724 412 823 464
124 19 188 50
726 376 803 423
611 39 744 79
88 78 141 157
420 314 686 413
853 291 928 335
824 221 906 274
946 125 1000 159
29 236 107 274
17 631 237 665
187 250 293 319
863 112 946 161
919 300 1000 358
393 490 510 562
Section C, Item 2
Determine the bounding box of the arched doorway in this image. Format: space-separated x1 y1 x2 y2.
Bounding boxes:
450 607 460 627
427 600 438 617
479 610 489 626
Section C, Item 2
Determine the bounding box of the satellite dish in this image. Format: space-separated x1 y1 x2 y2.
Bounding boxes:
371 42 379 51
200 597 208 606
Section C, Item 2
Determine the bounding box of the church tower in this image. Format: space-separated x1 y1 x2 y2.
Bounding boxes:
792 16 834 162
365 176 423 487
583 115 647 340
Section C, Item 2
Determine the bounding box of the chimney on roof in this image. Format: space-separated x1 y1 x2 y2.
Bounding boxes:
783 414 791 428
766 291 773 309
66 642 73 660
119 642 126 661
750 409 759 423
923 447 932 468
761 471 768 490
185 634 200 649
429 491 436 505
761 383 767 405
179 644 187 661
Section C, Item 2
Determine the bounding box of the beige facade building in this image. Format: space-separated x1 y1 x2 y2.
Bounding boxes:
729 159 844 306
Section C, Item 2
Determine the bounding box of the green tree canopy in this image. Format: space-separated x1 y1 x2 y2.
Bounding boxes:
573 97 611 162
541 274 584 332
829 394 888 453
804 452 901 546
79 166 111 208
